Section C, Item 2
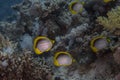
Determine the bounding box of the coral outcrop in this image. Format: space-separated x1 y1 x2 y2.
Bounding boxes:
0 51 53 80
97 6 120 34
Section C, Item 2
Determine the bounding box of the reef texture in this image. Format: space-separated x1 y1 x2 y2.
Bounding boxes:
0 51 53 80
97 6 120 35
0 0 120 80
0 34 53 80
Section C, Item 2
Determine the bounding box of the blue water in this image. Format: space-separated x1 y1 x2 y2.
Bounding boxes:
0 0 22 21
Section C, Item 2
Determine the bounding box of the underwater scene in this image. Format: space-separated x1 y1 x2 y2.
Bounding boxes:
0 0 120 80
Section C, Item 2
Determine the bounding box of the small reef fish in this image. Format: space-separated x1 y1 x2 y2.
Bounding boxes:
54 52 75 66
69 1 84 14
33 36 54 55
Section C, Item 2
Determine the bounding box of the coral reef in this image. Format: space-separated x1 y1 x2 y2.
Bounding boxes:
113 47 120 65
0 33 17 55
0 22 24 40
0 51 53 80
97 6 120 33
0 31 53 80
0 0 120 80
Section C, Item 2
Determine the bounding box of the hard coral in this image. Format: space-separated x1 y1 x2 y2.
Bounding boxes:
89 53 120 80
97 6 120 31
0 51 53 80
113 47 120 64
0 22 24 40
0 33 17 55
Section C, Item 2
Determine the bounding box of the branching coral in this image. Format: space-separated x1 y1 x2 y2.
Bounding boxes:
0 33 17 55
0 32 53 79
0 51 53 80
0 22 24 40
51 23 91 51
97 6 120 31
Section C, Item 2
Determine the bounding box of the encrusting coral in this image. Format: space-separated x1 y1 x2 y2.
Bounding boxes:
97 6 120 32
